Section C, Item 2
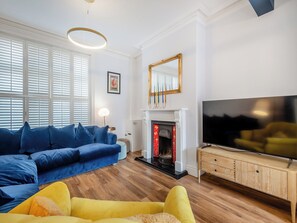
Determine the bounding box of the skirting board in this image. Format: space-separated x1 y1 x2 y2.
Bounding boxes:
186 164 198 177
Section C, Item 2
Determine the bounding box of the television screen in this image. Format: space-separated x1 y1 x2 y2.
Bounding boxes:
203 95 297 159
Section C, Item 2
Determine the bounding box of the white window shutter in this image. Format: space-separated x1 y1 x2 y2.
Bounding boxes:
0 34 90 130
74 100 89 125
0 36 24 130
27 43 50 127
28 99 49 128
0 97 23 130
52 100 70 128
28 43 49 95
52 50 71 96
73 55 89 125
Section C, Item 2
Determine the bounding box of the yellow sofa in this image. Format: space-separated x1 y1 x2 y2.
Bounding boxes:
234 122 297 157
0 182 195 223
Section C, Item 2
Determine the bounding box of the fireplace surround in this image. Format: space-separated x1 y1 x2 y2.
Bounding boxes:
135 108 188 179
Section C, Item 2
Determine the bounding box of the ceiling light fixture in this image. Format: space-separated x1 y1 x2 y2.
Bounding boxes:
67 0 107 50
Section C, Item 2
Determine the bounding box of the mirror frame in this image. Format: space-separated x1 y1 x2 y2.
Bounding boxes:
148 53 182 96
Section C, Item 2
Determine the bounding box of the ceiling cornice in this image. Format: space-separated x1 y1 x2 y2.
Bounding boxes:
0 17 133 58
136 9 206 53
135 0 243 55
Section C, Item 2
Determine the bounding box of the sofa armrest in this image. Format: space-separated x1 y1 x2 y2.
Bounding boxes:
107 132 117 145
71 198 164 220
9 182 71 216
163 186 195 223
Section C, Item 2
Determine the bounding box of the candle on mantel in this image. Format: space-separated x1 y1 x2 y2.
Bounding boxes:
153 86 156 104
164 84 167 104
157 83 160 104
162 85 164 103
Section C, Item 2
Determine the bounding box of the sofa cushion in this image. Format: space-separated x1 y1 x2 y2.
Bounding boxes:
29 196 64 217
75 123 94 147
20 122 50 154
0 127 23 155
0 183 39 213
107 133 117 145
78 143 121 162
0 155 37 187
30 148 80 172
49 125 75 149
94 126 109 144
84 126 96 135
0 190 14 206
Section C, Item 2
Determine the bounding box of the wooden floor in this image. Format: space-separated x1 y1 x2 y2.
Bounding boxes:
54 152 292 223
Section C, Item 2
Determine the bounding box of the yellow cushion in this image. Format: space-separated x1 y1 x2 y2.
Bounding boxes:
272 131 287 138
126 213 181 223
29 196 64 217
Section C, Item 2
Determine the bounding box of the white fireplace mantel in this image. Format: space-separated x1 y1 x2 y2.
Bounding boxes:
142 108 188 172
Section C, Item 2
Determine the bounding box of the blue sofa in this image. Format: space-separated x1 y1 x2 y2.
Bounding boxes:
0 122 121 212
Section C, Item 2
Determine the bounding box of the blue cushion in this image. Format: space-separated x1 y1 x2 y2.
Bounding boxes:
0 155 37 187
49 124 75 149
78 143 121 162
75 123 94 147
0 183 39 213
94 126 109 144
20 122 50 154
85 126 96 135
0 189 13 206
107 133 117 145
30 148 80 172
0 127 23 155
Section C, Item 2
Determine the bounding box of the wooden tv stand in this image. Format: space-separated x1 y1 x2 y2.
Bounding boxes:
198 146 297 223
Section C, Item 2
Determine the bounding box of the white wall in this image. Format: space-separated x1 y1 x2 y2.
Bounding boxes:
133 20 206 176
205 0 297 100
90 51 132 138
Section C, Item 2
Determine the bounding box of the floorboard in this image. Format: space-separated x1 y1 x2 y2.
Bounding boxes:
44 152 292 223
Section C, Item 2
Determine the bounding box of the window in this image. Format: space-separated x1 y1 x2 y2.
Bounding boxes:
0 34 90 130
27 43 50 128
0 36 24 130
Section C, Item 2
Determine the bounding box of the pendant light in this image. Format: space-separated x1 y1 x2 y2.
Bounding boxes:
67 0 107 50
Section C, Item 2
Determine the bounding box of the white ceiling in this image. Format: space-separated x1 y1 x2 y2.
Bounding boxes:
0 0 242 56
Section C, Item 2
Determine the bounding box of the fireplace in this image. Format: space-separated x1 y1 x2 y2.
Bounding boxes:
152 121 176 166
135 108 188 179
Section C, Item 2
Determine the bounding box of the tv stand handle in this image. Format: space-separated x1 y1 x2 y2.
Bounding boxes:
287 158 293 168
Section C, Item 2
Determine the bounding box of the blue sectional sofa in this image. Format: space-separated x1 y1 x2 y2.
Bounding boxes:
0 122 121 212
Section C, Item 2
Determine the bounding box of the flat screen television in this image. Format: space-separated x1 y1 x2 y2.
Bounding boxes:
203 95 297 160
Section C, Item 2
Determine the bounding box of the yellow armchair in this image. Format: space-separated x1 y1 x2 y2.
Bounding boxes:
0 182 195 223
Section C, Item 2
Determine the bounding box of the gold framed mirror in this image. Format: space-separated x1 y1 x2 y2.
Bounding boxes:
148 53 182 96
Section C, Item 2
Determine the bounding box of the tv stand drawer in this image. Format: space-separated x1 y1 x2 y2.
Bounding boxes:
201 161 235 181
201 152 234 169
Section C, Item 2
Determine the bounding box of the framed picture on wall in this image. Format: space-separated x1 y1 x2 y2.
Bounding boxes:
107 71 121 94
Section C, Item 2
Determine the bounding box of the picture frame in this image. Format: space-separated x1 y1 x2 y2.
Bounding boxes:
107 71 121 94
